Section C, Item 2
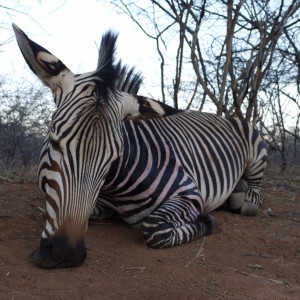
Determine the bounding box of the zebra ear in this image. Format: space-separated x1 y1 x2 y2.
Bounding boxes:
12 23 72 91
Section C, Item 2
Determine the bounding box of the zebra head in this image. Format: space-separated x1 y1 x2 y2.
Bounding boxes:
13 24 130 268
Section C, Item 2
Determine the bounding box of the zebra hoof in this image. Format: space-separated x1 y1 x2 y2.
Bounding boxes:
241 202 259 216
199 214 218 234
229 192 246 210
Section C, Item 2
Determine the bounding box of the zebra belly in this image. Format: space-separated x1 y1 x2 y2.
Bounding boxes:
100 155 242 228
100 174 237 228
100 158 205 228
100 115 247 226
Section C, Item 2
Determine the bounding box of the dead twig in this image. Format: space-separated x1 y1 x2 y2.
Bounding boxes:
120 266 146 271
37 207 46 213
200 262 285 285
185 238 206 268
247 264 263 270
243 252 275 259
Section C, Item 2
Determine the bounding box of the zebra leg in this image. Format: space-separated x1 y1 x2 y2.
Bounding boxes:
228 178 248 211
228 178 263 216
89 200 115 220
241 179 263 216
142 198 217 249
240 142 267 216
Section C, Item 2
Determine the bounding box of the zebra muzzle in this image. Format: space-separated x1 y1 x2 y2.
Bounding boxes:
33 236 87 269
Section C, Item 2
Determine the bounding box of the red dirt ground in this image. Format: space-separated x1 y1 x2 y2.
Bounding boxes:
0 180 299 299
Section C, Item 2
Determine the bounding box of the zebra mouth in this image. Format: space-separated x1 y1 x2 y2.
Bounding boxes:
33 236 87 269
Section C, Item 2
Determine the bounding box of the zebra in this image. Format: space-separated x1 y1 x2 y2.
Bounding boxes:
13 24 267 269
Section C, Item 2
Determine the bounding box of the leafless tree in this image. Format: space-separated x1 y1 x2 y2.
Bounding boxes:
257 6 300 172
0 77 53 174
0 1 67 48
110 0 300 173
110 0 300 122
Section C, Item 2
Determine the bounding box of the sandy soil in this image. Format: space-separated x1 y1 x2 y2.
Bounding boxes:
0 181 299 300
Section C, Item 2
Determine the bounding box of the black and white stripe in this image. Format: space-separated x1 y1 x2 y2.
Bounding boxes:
98 112 267 226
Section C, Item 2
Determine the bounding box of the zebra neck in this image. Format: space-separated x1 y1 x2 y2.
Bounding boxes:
121 92 176 121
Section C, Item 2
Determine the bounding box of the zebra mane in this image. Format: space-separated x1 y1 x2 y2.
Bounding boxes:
95 30 121 103
116 63 143 94
94 30 179 121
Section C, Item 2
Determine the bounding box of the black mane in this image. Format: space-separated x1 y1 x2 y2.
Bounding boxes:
94 30 120 103
116 63 143 94
94 31 143 103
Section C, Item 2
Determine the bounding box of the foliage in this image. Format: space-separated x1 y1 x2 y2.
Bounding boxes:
0 76 54 176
